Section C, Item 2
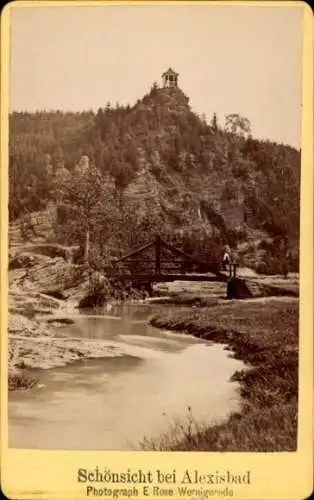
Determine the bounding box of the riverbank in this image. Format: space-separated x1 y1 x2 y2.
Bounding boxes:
147 297 298 451
8 289 123 391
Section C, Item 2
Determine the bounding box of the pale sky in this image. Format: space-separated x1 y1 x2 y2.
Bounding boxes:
9 3 303 147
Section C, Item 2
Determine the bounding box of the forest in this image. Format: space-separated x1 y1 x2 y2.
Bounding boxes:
9 84 301 273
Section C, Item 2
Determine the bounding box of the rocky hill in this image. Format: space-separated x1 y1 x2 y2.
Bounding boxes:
9 83 300 274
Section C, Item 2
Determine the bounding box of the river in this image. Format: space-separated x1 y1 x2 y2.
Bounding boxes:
9 304 244 450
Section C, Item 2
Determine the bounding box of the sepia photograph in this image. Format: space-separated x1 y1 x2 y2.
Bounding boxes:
6 1 303 457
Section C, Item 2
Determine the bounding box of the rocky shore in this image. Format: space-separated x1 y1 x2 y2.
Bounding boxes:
7 241 150 390
8 289 128 390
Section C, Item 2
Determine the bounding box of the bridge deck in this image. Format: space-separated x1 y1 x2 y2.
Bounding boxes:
106 273 229 282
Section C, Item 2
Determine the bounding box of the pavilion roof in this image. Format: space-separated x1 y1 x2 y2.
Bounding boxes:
162 67 179 77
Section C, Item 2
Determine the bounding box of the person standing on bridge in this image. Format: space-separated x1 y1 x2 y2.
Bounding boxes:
222 245 231 271
222 245 239 277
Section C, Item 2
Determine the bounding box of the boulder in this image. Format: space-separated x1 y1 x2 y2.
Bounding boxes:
10 252 85 295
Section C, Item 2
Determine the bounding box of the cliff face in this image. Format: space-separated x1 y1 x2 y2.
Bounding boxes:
114 86 298 245
9 205 57 248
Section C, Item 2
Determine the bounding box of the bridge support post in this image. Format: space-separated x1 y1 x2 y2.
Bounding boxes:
155 235 161 275
229 263 237 278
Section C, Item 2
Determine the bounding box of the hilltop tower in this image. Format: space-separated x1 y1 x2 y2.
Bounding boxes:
162 68 179 88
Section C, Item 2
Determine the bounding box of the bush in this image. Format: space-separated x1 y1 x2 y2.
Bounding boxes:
254 256 289 276
258 238 273 251
78 273 110 308
9 370 38 391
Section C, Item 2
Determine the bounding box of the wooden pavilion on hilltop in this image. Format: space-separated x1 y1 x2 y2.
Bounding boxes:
162 68 179 88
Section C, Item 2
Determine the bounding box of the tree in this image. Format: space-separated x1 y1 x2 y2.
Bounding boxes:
60 158 116 262
151 81 159 91
225 114 251 138
200 113 207 124
114 162 136 192
210 112 218 132
52 164 71 204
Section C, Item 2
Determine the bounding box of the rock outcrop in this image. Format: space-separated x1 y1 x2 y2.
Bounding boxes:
9 206 57 247
10 253 85 295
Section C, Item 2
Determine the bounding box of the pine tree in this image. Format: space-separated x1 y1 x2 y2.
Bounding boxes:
211 112 218 132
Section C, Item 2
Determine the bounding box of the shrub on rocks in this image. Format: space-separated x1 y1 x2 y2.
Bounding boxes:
8 370 39 391
9 253 36 270
78 271 112 308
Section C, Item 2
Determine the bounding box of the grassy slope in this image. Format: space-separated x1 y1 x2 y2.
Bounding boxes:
148 299 298 451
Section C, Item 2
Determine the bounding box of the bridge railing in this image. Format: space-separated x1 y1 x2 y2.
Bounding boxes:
104 235 238 280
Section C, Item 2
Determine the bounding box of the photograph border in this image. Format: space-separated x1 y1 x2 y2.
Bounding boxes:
1 1 313 499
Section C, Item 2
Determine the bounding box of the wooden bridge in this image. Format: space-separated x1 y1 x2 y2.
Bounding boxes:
106 235 236 283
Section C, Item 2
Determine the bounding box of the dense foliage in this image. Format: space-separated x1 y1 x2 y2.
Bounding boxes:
9 84 300 271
